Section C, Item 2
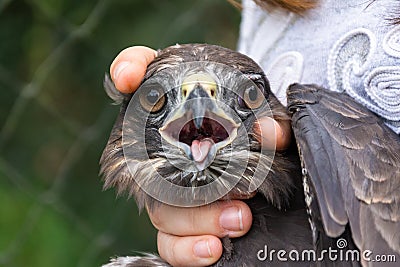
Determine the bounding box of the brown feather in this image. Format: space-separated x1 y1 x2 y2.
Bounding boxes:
253 0 317 14
226 0 318 14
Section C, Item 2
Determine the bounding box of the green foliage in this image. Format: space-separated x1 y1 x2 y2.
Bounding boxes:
0 0 240 266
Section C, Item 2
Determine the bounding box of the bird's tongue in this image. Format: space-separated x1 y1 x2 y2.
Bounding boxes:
191 139 214 163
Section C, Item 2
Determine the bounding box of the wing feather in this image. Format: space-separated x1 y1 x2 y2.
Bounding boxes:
287 84 400 258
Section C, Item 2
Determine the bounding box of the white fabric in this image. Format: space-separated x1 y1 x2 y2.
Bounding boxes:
238 0 400 133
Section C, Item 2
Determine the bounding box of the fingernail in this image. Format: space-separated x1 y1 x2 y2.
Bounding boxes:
219 206 243 232
193 240 212 258
113 61 130 80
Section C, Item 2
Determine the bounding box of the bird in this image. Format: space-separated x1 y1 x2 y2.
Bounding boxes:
100 44 400 267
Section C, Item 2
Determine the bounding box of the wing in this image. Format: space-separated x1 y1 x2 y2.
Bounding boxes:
287 83 400 260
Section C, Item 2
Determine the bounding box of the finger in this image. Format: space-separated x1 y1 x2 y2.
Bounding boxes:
158 231 223 267
149 200 252 238
253 117 291 151
110 46 157 93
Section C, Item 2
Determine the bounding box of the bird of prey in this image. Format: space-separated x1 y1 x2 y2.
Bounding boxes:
100 44 400 267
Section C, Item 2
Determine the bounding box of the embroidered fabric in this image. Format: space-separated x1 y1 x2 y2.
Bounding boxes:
238 0 400 133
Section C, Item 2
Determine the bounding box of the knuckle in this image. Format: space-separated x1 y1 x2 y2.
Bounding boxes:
187 209 200 233
158 233 184 267
149 210 164 230
157 232 171 263
170 238 184 267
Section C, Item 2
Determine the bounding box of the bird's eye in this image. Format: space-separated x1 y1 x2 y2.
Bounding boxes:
139 86 166 113
238 85 265 109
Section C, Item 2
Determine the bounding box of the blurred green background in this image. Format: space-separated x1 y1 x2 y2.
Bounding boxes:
0 0 240 266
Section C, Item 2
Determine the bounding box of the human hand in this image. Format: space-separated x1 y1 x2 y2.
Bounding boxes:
109 45 291 266
149 201 252 266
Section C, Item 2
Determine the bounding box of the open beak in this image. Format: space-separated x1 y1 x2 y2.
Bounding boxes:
159 73 240 171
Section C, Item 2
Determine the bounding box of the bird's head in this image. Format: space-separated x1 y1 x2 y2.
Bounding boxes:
100 44 296 210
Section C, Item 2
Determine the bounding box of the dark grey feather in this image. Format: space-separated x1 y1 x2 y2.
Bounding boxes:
103 74 126 105
288 83 400 265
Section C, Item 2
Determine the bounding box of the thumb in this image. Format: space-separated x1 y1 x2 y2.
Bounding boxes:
253 117 291 151
110 46 157 93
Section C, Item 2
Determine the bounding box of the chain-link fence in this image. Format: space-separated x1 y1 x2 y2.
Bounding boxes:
0 1 240 266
